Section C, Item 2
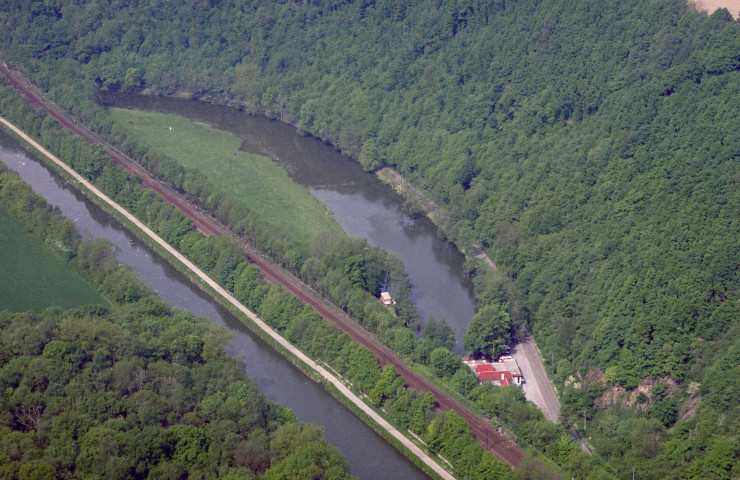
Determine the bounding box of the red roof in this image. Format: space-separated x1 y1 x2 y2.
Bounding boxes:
475 364 496 374
475 364 514 384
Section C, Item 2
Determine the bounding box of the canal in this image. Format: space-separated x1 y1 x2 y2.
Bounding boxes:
0 129 428 480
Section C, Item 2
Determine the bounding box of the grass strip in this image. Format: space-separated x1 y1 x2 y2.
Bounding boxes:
108 108 343 245
0 205 107 311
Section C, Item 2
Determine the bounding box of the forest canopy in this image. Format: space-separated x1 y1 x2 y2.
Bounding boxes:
0 0 738 478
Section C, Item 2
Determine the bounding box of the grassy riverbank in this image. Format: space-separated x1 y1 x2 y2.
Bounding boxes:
107 108 343 246
0 115 453 480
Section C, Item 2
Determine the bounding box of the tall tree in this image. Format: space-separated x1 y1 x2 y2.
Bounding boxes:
463 302 511 358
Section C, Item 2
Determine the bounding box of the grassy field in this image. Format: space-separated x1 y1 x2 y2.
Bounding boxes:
0 207 107 311
108 108 343 246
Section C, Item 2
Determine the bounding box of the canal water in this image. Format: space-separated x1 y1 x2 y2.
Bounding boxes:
0 130 428 480
103 93 477 346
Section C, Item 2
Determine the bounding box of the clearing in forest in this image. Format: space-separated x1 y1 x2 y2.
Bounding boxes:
690 0 740 18
0 207 106 311
108 109 343 246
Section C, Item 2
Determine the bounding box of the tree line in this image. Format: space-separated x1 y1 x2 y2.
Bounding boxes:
0 163 355 479
0 0 738 476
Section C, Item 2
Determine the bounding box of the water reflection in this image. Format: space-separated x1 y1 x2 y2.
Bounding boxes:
103 93 477 346
0 130 427 480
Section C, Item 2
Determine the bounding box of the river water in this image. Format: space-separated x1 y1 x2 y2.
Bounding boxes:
0 130 427 480
103 93 477 346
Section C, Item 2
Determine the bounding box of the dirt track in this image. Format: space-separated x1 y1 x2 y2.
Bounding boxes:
1 63 543 471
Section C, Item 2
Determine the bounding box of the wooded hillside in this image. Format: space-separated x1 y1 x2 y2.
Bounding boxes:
1 0 738 478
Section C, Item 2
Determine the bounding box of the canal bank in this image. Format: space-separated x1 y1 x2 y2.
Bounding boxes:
103 93 478 347
0 122 435 480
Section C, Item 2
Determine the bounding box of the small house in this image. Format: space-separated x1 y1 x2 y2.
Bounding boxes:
471 357 523 386
380 292 396 305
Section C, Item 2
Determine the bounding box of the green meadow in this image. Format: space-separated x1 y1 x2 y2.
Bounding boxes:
0 207 106 311
108 108 342 245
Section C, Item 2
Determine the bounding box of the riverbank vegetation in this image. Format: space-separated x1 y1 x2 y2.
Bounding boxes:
0 160 356 480
1 0 738 477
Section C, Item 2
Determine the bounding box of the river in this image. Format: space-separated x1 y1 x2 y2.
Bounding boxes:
103 93 477 347
0 130 428 480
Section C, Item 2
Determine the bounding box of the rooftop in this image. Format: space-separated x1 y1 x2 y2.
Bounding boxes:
468 356 523 386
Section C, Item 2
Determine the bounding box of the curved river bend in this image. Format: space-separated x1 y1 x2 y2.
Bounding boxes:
104 94 477 347
0 130 427 480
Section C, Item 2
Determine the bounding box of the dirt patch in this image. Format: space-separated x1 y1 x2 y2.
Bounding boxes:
689 0 740 19
678 395 701 421
595 376 680 411
376 167 442 220
583 367 606 386
594 384 627 409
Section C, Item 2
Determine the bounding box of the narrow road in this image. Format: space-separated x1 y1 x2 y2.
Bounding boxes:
511 334 561 422
0 63 560 474
472 243 562 423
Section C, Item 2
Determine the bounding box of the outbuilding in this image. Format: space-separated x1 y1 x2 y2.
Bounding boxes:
380 292 396 305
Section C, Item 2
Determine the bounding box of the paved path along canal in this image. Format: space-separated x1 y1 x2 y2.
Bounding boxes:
1 64 564 475
0 126 429 480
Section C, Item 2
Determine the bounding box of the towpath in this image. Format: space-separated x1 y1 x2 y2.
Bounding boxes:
0 114 459 480
1 63 562 476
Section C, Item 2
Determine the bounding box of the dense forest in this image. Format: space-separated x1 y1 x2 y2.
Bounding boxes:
0 91 531 479
0 164 355 479
0 0 738 478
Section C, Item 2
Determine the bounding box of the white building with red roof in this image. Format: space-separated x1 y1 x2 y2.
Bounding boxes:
468 356 523 387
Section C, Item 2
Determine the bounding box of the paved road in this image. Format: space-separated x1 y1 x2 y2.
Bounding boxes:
511 334 561 422
1 63 567 476
472 243 561 422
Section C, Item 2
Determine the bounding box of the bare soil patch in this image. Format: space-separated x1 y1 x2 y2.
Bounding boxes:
595 376 680 411
689 0 740 19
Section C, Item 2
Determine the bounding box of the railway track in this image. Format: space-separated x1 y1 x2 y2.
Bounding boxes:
1 63 561 473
